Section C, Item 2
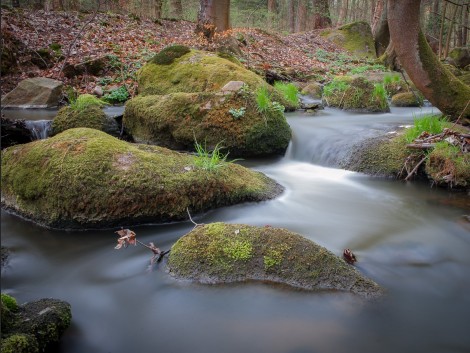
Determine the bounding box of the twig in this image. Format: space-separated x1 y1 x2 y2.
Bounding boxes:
187 207 203 229
450 99 470 129
56 1 102 79
405 155 427 181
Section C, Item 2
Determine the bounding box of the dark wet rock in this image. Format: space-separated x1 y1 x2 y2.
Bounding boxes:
1 78 63 109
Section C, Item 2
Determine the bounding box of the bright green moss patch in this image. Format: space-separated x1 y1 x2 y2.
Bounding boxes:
149 44 190 65
123 90 291 157
1 334 39 353
168 222 384 299
1 128 282 229
51 105 108 135
1 293 18 312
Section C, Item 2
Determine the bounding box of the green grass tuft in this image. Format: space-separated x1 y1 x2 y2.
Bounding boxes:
404 114 448 143
274 81 299 106
256 86 271 113
194 140 230 171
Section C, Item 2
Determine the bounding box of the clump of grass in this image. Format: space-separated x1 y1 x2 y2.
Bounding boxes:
256 86 271 113
383 73 401 85
70 94 106 111
194 140 230 171
323 78 350 98
349 64 387 74
404 114 448 143
274 81 299 107
372 83 389 110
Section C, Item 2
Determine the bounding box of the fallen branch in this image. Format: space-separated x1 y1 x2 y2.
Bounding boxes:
405 155 427 181
406 143 436 150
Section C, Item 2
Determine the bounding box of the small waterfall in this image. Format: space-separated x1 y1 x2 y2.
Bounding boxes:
24 120 52 140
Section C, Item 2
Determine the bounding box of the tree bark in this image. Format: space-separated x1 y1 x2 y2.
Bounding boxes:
296 0 307 32
312 0 332 29
372 0 388 56
288 0 295 33
170 0 183 19
196 0 230 38
337 0 348 26
267 0 277 29
388 0 470 124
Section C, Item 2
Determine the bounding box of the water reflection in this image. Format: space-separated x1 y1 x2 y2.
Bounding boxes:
1 106 470 353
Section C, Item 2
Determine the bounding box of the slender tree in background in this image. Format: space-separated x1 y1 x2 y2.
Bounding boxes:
170 0 183 19
337 0 348 26
372 0 388 56
388 0 470 124
312 0 331 29
11 0 20 7
196 0 231 38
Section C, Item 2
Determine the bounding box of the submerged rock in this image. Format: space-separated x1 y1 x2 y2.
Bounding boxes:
447 47 470 69
168 222 384 299
124 89 292 157
391 92 422 107
1 77 63 108
1 128 282 229
1 294 71 353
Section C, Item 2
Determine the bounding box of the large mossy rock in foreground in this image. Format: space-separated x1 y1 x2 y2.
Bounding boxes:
321 22 376 60
137 48 296 110
168 222 384 299
124 90 292 157
1 295 71 353
1 128 282 229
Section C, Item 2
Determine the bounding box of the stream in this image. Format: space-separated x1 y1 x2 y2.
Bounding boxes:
2 106 470 353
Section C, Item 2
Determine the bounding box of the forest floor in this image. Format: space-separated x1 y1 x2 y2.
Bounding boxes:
1 8 370 97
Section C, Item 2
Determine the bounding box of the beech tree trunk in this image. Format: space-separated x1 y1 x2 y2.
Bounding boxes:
388 0 470 124
372 0 388 56
170 0 183 19
312 0 332 29
196 0 230 38
337 0 348 26
267 0 277 29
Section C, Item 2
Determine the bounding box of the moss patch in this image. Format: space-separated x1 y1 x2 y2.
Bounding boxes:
168 222 384 299
391 92 422 107
136 49 295 110
149 44 190 65
1 128 282 229
426 142 470 188
123 90 292 157
321 22 376 59
51 105 108 135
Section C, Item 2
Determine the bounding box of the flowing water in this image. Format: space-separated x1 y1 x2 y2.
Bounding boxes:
2 106 470 353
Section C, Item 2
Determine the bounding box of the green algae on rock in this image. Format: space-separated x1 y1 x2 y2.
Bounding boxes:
1 128 282 229
123 89 292 157
391 92 423 107
168 222 384 299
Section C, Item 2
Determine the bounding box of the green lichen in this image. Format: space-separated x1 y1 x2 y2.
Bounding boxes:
1 128 282 229
123 90 291 157
51 105 108 135
149 45 190 65
168 222 384 299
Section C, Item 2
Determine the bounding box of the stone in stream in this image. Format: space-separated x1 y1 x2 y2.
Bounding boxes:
168 222 384 299
1 77 63 108
1 128 283 229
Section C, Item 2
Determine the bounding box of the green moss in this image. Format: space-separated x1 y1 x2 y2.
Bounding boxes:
321 22 376 59
149 45 190 65
1 128 281 229
51 105 108 135
426 142 470 188
124 90 291 157
168 223 383 299
1 334 39 353
391 92 422 107
1 294 18 311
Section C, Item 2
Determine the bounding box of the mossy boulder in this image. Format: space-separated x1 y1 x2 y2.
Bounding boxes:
137 48 295 110
300 82 322 99
391 92 422 107
322 76 389 113
1 295 71 353
447 47 470 69
1 128 282 229
321 22 376 59
426 142 470 188
123 89 292 157
168 222 384 299
51 105 120 137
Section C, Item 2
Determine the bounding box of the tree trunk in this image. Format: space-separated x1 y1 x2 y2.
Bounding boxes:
267 0 277 29
170 0 183 19
196 0 230 38
11 0 20 7
443 4 458 58
463 5 468 46
372 0 388 56
388 0 470 124
337 0 348 26
312 0 332 29
296 0 307 32
438 1 447 59
288 0 295 33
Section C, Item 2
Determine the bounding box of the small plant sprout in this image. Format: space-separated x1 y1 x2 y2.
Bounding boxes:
194 140 230 171
114 228 170 265
256 86 271 113
228 107 246 119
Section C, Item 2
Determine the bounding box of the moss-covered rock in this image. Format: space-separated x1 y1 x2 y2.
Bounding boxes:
426 142 470 188
300 82 322 98
391 92 423 107
168 222 384 299
1 296 71 353
1 128 282 229
149 44 191 65
322 76 389 113
447 47 470 69
458 72 470 86
136 48 295 110
51 105 119 137
123 89 291 157
320 22 376 59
